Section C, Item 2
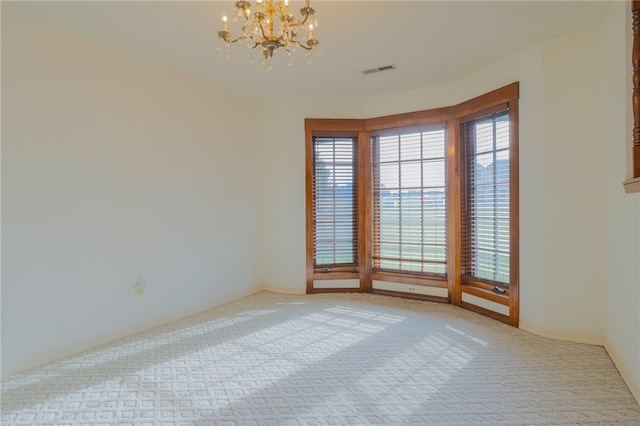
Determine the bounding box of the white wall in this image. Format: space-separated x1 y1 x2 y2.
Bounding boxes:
601 1 640 401
541 30 605 337
1 7 263 376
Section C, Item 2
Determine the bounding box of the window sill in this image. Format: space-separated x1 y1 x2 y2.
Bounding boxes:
461 283 509 306
623 177 640 194
372 271 448 288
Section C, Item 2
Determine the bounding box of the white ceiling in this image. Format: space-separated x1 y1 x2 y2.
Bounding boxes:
7 1 612 101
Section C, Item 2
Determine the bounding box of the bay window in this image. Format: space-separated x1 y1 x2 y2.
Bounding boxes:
305 84 519 325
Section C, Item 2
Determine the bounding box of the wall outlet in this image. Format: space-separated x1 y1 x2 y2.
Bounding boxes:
134 279 146 296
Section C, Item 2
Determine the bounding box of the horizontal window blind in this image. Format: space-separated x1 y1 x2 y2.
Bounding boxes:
372 128 447 275
312 136 358 268
461 111 510 285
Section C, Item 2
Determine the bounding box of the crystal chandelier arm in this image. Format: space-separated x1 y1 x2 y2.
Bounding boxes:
240 34 261 49
298 6 315 27
293 39 317 51
218 31 258 46
257 18 269 41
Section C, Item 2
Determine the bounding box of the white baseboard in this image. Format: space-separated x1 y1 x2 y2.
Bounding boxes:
604 338 640 405
519 321 605 346
263 284 306 295
3 286 265 378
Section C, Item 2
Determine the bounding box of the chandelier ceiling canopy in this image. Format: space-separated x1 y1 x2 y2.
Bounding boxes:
217 0 319 70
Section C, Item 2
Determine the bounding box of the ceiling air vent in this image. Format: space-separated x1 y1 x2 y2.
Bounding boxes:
361 64 397 75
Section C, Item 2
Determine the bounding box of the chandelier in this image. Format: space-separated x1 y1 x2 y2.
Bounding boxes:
217 0 319 70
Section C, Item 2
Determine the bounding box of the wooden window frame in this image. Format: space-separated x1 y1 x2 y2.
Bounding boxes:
626 0 640 193
305 83 519 326
305 121 366 293
456 102 519 327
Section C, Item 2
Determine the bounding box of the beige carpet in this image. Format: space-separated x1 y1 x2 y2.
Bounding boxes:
2 291 639 425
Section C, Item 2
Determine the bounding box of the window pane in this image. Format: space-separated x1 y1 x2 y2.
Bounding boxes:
379 163 400 190
423 159 445 187
400 161 422 188
399 133 422 160
496 150 510 184
495 116 510 150
378 135 399 162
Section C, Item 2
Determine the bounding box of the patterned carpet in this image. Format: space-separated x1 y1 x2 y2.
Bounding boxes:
2 291 640 425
